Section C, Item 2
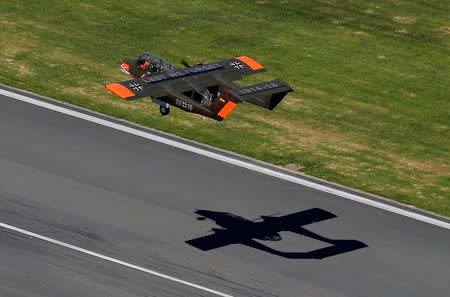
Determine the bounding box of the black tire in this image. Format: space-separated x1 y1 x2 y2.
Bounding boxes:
159 105 170 116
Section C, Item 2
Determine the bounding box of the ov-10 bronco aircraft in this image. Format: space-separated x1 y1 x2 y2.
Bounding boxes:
105 53 293 121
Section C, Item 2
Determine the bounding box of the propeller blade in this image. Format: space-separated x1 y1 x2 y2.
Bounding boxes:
181 60 191 68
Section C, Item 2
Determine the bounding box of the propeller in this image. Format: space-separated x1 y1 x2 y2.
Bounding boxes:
181 60 191 68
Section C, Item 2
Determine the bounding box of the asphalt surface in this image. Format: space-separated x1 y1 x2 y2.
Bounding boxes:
1 87 449 297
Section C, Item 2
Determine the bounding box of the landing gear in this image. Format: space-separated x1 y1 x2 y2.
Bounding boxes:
159 105 170 116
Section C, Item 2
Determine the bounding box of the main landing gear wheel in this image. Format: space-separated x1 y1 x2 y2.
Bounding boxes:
159 105 170 116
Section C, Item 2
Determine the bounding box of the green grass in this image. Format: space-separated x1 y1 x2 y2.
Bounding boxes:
1 0 449 215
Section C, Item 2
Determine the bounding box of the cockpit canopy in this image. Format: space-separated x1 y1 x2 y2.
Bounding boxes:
136 53 177 72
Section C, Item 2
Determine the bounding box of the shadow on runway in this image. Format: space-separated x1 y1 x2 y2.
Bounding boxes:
186 208 367 259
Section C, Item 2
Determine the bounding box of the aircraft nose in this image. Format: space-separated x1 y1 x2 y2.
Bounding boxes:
194 210 209 216
120 62 130 75
121 62 130 71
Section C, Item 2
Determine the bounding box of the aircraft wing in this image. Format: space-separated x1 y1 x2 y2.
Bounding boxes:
185 232 240 251
105 75 231 103
105 56 268 101
263 208 337 232
215 56 266 80
105 78 167 101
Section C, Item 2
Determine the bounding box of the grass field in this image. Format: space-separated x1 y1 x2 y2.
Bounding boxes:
1 0 449 215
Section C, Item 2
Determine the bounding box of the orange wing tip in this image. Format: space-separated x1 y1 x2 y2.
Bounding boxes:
236 56 264 70
105 83 135 99
218 101 237 119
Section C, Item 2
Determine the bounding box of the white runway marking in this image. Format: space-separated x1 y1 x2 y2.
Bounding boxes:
0 221 233 297
1 87 449 231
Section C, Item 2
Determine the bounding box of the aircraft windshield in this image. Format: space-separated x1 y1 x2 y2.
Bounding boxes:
137 53 177 71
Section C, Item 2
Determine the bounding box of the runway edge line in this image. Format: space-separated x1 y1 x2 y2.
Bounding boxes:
0 222 234 297
1 88 449 230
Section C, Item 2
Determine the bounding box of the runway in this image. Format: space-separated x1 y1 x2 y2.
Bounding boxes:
1 85 449 297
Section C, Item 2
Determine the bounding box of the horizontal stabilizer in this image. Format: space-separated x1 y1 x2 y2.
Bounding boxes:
231 79 293 110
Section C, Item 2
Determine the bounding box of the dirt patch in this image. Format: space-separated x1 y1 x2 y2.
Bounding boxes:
226 119 253 130
48 48 96 66
437 26 450 34
280 94 301 108
280 94 317 112
249 113 344 150
353 101 390 114
14 18 47 31
342 142 368 151
394 156 449 176
326 160 360 174
1 46 35 76
107 98 151 112
2 58 35 76
0 35 34 57
398 72 419 79
172 117 197 128
0 17 14 25
285 163 304 171
294 85 328 97
63 86 95 97
325 139 449 180
16 64 34 76
393 16 416 24
78 3 96 8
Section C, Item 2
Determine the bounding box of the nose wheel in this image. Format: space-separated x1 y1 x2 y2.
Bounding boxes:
159 105 170 116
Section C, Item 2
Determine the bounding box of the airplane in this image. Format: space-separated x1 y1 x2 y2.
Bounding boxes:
186 209 367 259
105 53 293 121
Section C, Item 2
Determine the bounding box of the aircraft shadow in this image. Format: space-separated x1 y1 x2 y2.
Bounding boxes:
186 208 367 259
